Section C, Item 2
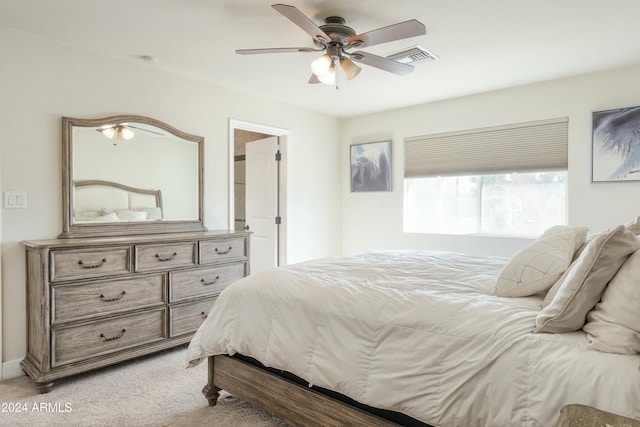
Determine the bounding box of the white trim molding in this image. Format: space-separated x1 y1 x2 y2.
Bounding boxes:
2 358 24 380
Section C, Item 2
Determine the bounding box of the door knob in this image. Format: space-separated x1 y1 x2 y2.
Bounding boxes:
244 224 250 231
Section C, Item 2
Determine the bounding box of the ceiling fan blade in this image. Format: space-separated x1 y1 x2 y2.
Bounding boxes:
350 51 415 75
308 74 321 84
236 47 319 55
348 19 426 49
125 125 166 136
272 4 331 44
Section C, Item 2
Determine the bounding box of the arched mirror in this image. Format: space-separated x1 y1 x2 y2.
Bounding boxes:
60 115 205 238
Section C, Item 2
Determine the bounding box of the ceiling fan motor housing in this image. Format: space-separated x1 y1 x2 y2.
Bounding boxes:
314 16 356 47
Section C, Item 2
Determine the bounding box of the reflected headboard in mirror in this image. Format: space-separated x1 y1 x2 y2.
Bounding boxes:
61 115 205 238
73 180 163 223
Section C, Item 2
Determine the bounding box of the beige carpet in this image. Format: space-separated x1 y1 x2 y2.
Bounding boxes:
0 347 289 427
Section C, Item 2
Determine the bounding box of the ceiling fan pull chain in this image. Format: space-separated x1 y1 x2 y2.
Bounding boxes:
335 57 340 91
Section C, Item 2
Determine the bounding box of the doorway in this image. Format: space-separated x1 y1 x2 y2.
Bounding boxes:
229 119 288 274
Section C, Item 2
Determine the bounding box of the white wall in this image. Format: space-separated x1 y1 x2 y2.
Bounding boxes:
0 27 342 372
341 63 640 257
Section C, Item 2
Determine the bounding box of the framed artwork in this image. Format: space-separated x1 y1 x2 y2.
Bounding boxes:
592 105 640 182
350 140 391 192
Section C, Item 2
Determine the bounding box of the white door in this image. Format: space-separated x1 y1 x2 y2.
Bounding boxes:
246 136 279 274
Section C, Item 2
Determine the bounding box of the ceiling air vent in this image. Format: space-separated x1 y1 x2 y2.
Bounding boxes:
385 45 438 65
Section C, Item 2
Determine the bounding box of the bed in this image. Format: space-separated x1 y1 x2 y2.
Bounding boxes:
72 179 163 222
186 222 640 426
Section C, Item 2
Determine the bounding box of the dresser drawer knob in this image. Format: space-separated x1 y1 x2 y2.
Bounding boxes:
100 328 127 341
215 246 232 255
201 276 220 286
78 258 107 269
155 252 177 262
201 311 208 319
99 291 127 302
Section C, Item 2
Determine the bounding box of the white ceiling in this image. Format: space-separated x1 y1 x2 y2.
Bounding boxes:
2 0 640 118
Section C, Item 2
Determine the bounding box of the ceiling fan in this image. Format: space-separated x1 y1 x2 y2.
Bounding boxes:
236 4 427 86
96 123 165 141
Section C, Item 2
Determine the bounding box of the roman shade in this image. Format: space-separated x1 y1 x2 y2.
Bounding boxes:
404 117 568 178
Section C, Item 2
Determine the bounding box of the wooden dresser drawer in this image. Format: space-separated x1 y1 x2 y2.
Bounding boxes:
50 246 131 282
52 308 166 367
169 297 217 337
169 263 245 302
200 237 246 264
52 274 166 324
135 242 196 272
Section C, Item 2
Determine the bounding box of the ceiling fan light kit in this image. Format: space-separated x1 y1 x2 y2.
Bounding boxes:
96 123 165 144
97 125 135 141
236 3 427 87
309 46 362 86
310 54 333 77
341 58 361 81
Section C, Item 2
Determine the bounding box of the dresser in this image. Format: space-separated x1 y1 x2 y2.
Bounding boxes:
21 230 250 393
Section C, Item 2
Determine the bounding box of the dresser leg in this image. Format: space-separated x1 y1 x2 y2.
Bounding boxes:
36 381 54 394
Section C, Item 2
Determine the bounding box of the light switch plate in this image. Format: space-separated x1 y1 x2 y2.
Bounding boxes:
4 191 27 208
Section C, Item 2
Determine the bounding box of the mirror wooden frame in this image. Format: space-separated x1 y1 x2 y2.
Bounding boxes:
60 115 206 238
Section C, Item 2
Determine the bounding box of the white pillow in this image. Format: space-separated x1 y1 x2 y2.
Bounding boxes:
74 210 101 221
626 216 640 234
539 225 589 252
535 225 640 333
494 231 580 297
94 212 120 222
134 207 162 220
116 210 148 221
583 249 640 354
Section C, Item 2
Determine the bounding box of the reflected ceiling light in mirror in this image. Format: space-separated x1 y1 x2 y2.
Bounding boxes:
99 126 116 139
117 127 135 140
97 125 135 141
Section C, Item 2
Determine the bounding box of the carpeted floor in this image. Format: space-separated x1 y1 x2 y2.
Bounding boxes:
0 347 289 426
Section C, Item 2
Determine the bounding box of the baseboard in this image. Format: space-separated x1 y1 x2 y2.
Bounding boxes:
2 358 25 380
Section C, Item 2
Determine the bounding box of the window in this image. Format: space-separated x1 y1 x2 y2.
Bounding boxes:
404 171 567 236
403 117 569 237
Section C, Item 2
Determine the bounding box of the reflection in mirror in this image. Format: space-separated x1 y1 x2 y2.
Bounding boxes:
61 115 205 238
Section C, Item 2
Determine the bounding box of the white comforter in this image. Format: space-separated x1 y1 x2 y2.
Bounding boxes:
186 250 640 426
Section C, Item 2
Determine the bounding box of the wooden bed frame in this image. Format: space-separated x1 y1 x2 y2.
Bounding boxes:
203 354 406 427
202 356 640 427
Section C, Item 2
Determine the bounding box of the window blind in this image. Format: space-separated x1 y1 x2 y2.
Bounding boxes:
404 117 568 178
